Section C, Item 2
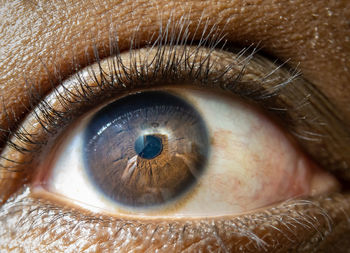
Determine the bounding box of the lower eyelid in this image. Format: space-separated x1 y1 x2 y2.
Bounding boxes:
1 189 350 252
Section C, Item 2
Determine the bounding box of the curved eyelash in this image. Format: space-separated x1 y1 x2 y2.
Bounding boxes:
0 18 299 176
0 188 335 252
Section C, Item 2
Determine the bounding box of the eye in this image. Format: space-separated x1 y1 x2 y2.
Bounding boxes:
0 44 339 219
1 19 350 250
35 87 337 217
2 3 350 251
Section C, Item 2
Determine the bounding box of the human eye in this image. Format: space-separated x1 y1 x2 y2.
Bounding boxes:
27 47 338 218
1 1 350 252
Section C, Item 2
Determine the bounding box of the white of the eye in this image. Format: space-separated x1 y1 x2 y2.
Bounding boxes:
38 88 336 218
177 89 310 216
45 115 118 214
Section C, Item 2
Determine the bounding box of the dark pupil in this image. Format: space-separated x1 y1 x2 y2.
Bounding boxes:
134 135 163 159
84 91 209 208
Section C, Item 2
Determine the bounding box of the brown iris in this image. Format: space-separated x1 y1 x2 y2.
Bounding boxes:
84 91 209 207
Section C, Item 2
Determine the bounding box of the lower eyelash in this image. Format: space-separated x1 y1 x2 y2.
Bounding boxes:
1 188 347 252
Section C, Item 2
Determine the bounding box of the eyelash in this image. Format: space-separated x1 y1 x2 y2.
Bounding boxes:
0 22 300 203
1 18 349 252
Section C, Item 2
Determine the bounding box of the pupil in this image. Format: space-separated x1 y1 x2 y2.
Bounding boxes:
134 135 163 159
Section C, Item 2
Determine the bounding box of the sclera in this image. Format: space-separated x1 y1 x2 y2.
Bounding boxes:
175 88 338 216
33 87 339 218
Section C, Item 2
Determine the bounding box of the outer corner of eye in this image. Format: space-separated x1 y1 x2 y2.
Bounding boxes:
30 87 339 218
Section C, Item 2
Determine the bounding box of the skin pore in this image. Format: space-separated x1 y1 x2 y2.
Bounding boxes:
0 0 350 252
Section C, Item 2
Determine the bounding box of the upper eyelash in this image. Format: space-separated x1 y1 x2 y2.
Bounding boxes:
5 19 350 205
0 19 302 201
0 47 293 156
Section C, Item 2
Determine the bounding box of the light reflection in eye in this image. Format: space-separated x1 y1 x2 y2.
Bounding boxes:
33 87 337 217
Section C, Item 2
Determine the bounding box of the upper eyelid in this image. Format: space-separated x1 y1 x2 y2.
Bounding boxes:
0 24 249 151
1 22 350 190
1 1 349 150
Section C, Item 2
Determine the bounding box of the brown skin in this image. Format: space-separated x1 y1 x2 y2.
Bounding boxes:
0 0 350 252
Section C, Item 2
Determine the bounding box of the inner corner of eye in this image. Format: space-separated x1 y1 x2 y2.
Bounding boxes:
31 88 339 218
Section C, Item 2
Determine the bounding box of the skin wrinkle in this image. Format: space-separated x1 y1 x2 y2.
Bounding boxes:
0 0 350 252
1 192 350 252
